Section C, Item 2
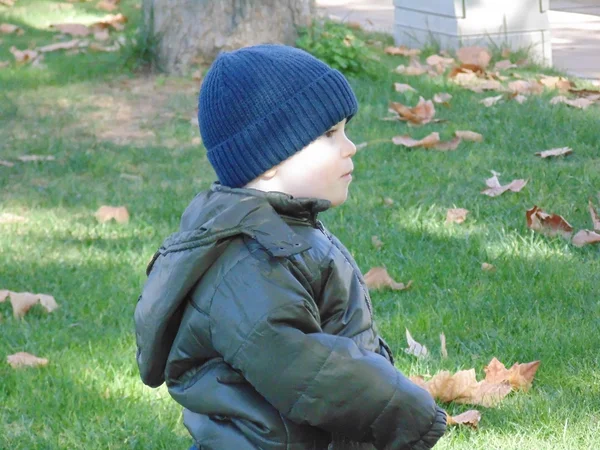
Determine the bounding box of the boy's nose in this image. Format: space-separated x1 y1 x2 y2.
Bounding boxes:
341 137 357 158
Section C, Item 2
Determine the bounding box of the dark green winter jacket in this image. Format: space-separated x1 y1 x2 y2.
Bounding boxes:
135 182 446 450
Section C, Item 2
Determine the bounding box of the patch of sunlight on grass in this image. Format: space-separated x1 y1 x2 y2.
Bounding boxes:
4 1 113 29
484 230 574 262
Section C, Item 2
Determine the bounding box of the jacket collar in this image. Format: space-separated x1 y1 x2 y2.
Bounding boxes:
210 182 331 226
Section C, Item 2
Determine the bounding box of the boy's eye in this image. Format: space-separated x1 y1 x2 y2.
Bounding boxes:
325 129 336 138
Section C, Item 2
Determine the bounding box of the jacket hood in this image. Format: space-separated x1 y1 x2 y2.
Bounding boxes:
135 182 331 387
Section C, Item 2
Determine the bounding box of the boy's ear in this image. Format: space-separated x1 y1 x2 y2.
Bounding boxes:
261 167 278 180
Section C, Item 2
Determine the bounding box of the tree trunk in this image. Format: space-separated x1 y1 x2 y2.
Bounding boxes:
143 0 316 74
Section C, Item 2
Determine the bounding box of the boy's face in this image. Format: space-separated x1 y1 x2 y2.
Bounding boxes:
270 118 357 206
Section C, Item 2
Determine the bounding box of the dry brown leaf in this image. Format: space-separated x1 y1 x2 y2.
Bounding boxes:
446 208 469 224
455 130 483 142
447 410 481 429
589 199 600 232
17 154 55 162
0 0 15 6
364 267 412 291
539 75 573 92
433 93 452 103
0 23 22 34
405 329 428 358
50 23 90 36
427 54 455 73
572 230 600 247
0 212 27 223
456 46 492 68
97 0 119 11
88 42 119 52
480 95 503 107
481 262 496 272
9 46 39 64
93 28 110 41
449 64 486 79
550 96 594 110
482 172 527 197
9 292 40 318
526 206 573 239
0 160 14 166
0 289 9 302
38 294 59 313
394 59 427 76
507 361 541 391
432 136 461 151
440 332 448 359
512 94 528 104
7 352 49 369
535 147 573 158
94 205 130 223
91 13 127 31
394 82 417 93
38 39 82 53
569 88 600 99
508 80 543 95
383 197 394 206
371 235 384 249
483 357 510 383
392 132 440 148
385 45 421 57
389 97 436 125
494 59 517 71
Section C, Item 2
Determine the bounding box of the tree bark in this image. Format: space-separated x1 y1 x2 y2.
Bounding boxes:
143 0 316 74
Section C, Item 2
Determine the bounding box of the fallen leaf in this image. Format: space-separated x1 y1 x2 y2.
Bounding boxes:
526 206 573 239
513 94 528 104
17 155 55 162
482 172 527 197
569 87 600 98
539 75 573 92
0 213 27 223
589 199 600 231
446 208 469 224
389 97 436 125
383 197 394 206
50 23 90 36
405 329 428 358
394 59 427 76
447 410 481 429
97 0 119 11
427 54 455 73
449 64 486 79
424 369 511 407
535 147 573 158
440 332 448 359
7 352 49 368
385 45 421 57
0 160 14 166
508 80 543 95
37 294 59 313
94 205 130 223
93 28 110 41
392 132 440 148
480 95 503 107
364 267 412 291
9 292 40 318
0 23 21 34
456 46 492 68
501 48 511 58
550 96 594 109
494 59 517 71
433 93 452 103
484 357 541 391
455 130 483 142
0 289 9 301
0 0 15 6
394 82 417 93
481 263 496 272
572 230 600 247
483 357 510 383
88 42 119 52
9 46 39 64
371 235 384 249
38 39 83 53
432 136 461 151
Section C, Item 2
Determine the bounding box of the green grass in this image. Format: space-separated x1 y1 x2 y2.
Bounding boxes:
1 1 600 449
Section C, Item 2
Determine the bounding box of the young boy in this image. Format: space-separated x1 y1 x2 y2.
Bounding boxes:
134 44 447 450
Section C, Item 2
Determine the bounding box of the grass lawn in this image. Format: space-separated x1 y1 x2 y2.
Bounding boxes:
1 1 599 449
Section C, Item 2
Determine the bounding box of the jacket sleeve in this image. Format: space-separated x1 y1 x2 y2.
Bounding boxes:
209 250 446 450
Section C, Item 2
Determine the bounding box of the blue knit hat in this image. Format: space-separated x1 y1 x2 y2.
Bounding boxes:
198 44 359 188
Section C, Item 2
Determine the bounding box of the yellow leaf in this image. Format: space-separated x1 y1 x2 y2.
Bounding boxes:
364 267 412 291
7 352 49 369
